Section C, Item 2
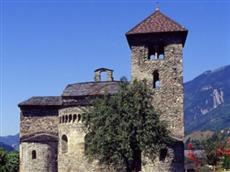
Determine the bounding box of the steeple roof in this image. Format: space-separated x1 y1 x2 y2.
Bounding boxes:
126 9 187 35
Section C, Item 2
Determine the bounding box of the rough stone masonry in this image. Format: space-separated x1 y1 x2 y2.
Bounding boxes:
19 8 188 172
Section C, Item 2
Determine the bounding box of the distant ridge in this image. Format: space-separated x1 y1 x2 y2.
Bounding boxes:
0 134 19 151
184 64 230 134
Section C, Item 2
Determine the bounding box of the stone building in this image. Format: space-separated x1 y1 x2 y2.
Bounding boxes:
18 8 188 172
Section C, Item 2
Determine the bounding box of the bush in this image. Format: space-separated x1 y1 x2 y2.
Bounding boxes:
223 155 230 170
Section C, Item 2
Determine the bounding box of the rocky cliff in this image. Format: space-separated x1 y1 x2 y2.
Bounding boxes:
184 65 230 134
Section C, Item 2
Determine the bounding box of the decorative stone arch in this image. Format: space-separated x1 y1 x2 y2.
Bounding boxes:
78 114 81 122
73 114 77 123
94 68 114 82
61 135 68 153
69 114 72 123
65 115 68 123
62 116 65 123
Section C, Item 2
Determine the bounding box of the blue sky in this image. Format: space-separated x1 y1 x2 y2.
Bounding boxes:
0 0 230 136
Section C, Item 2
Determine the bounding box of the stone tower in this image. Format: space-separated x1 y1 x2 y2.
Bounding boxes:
58 106 86 172
126 9 188 172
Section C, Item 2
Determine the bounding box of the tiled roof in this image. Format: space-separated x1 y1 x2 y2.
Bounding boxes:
18 96 62 107
62 81 120 97
126 10 187 35
20 132 58 142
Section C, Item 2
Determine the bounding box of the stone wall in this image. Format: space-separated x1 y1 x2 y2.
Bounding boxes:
20 142 57 172
58 106 104 172
19 106 59 172
20 107 59 137
131 43 184 139
142 141 184 172
131 43 184 171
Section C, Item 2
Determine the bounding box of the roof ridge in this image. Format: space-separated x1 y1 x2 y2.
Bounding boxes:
126 10 158 35
67 80 121 87
30 96 60 98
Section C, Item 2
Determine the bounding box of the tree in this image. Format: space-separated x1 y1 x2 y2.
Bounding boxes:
223 155 230 170
203 139 219 167
0 148 19 172
83 78 170 172
5 151 19 172
0 148 7 171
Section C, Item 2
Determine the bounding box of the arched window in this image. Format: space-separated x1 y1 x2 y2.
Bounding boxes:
159 148 168 161
65 115 68 123
153 70 160 89
32 150 36 159
69 114 72 123
61 135 68 153
73 114 77 123
148 46 164 60
62 116 64 123
78 114 81 122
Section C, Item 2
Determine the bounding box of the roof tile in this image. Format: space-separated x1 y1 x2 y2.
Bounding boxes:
19 96 62 106
62 81 120 97
126 10 187 35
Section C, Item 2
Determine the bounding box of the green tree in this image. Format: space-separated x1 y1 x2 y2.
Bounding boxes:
5 151 19 172
83 78 170 172
223 155 230 170
0 148 19 172
0 148 7 171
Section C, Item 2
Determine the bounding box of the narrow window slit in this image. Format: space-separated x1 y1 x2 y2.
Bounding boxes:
153 70 160 89
32 150 36 159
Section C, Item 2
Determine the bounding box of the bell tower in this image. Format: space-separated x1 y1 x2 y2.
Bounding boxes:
126 8 188 172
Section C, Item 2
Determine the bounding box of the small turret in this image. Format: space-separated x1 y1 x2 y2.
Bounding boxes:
94 68 114 82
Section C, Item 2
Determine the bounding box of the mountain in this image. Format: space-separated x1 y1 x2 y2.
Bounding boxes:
0 141 15 152
184 65 230 134
0 134 19 151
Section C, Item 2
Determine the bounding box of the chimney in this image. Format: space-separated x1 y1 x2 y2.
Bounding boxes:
94 68 114 82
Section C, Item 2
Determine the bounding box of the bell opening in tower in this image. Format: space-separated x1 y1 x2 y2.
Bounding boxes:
148 46 165 60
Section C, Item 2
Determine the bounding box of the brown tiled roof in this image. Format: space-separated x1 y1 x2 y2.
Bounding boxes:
18 96 62 107
62 81 120 97
126 10 187 35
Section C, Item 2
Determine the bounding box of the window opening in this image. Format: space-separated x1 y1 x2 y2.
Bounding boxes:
65 115 68 123
61 135 68 153
159 53 164 60
159 148 168 161
148 46 164 60
73 114 77 123
69 114 72 123
78 114 81 122
100 72 107 81
32 150 36 159
153 70 160 89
